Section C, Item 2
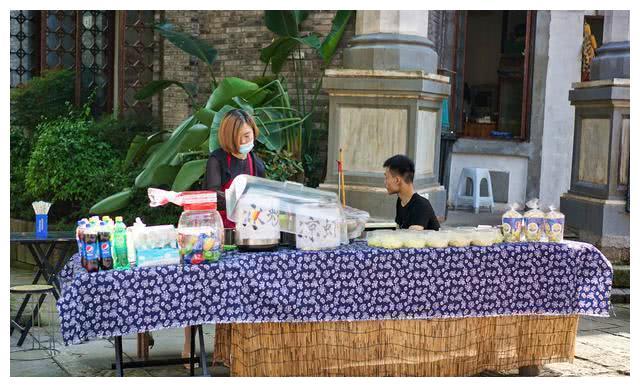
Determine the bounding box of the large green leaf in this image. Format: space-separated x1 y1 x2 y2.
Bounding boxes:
199 139 210 154
206 77 259 111
232 97 254 114
123 135 147 168
153 165 181 187
257 130 283 152
210 105 235 152
292 11 309 25
264 11 299 37
90 189 133 214
195 107 216 128
295 35 321 51
261 37 299 74
126 130 169 168
244 89 270 107
155 23 217 65
172 159 208 191
136 116 197 186
320 11 354 64
253 114 285 151
134 80 195 100
260 35 320 75
178 123 210 152
169 151 205 167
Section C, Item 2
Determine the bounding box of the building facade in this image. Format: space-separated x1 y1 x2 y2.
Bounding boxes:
10 10 629 256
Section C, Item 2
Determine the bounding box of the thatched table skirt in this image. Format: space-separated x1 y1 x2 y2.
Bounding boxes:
213 315 578 376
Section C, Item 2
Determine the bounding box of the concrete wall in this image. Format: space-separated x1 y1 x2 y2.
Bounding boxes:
448 152 528 208
537 11 584 208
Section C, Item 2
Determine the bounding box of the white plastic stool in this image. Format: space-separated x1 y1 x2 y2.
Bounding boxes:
454 167 495 213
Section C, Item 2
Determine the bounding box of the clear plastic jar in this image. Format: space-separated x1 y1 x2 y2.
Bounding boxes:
177 204 224 265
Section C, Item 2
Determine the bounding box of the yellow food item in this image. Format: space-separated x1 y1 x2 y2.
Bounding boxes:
404 238 426 249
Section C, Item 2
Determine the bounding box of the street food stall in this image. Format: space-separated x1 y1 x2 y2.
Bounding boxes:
56 175 612 376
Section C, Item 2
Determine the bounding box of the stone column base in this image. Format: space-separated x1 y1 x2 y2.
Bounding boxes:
560 193 629 264
319 182 446 222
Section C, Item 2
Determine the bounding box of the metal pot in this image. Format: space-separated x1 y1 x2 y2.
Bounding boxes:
223 228 236 246
279 231 296 247
234 231 279 251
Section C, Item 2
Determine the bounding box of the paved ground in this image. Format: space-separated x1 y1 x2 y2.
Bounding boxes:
9 264 630 377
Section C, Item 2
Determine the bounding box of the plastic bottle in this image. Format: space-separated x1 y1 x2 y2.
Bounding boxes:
98 221 114 270
127 217 146 268
83 224 100 273
76 220 87 270
113 216 129 270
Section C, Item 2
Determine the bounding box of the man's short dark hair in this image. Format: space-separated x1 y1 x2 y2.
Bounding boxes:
383 154 415 183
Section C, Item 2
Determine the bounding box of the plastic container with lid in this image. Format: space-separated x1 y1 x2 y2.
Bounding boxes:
502 203 523 242
225 175 348 250
148 188 224 264
402 230 427 249
523 198 545 242
130 223 180 268
471 229 496 247
449 229 472 247
366 230 388 248
342 206 370 240
424 230 451 248
545 205 565 242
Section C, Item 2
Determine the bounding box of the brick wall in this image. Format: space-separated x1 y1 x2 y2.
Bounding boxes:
160 10 355 184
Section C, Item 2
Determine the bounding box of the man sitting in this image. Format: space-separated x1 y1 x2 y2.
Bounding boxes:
383 154 440 231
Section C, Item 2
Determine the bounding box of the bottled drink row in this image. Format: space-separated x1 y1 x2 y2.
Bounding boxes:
76 216 129 273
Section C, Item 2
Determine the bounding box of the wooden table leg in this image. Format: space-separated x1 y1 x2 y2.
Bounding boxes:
137 332 149 360
519 365 541 376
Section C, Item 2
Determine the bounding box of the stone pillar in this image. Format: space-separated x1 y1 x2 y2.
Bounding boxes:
561 10 629 263
320 11 450 221
590 10 630 80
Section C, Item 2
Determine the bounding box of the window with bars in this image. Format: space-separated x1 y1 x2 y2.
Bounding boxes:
10 11 40 87
9 10 160 123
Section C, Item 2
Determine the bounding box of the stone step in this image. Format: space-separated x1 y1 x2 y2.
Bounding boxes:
612 265 630 288
611 288 630 304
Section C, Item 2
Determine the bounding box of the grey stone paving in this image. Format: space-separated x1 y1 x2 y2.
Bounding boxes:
10 265 630 377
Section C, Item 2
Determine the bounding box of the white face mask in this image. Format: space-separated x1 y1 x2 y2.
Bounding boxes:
238 142 254 155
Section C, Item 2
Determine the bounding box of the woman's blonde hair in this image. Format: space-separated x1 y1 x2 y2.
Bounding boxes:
217 109 260 154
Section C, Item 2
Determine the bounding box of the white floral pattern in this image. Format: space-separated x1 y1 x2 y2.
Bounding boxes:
57 240 612 345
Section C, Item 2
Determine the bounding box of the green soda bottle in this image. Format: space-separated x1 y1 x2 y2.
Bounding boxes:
113 216 130 270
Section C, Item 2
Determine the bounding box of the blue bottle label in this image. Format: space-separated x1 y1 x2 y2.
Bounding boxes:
85 243 99 260
100 241 112 258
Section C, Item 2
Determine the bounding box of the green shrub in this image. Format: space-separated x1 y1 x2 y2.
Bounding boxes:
255 146 304 182
10 69 76 222
10 69 75 134
89 116 152 158
25 113 129 225
10 128 36 220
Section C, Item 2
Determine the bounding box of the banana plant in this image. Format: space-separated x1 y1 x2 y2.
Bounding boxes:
91 76 306 214
260 10 354 179
90 23 307 214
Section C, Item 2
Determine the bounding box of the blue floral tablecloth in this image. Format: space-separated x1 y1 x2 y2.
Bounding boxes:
57 241 612 345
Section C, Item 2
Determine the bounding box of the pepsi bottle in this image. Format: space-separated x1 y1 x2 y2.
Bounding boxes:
83 225 100 273
98 221 114 270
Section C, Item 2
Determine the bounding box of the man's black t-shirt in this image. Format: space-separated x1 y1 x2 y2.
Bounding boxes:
395 193 440 230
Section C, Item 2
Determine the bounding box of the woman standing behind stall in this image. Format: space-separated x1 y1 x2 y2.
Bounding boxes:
204 108 266 225
182 108 266 365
